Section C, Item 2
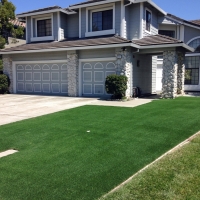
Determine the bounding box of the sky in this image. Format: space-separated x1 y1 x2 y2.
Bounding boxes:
10 0 200 20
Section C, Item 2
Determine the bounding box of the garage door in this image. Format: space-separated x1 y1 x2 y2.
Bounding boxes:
16 63 68 95
82 61 116 96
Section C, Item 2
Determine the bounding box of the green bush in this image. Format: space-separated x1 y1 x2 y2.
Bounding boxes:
0 74 10 94
105 74 128 99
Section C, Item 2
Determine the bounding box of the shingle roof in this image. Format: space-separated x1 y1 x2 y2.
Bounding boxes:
0 35 131 52
10 18 26 28
167 13 200 28
132 34 183 46
69 0 107 7
17 6 61 15
189 20 200 26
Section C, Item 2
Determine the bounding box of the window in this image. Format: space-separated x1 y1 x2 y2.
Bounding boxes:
184 56 199 85
37 19 52 37
158 30 175 38
146 10 151 32
92 9 113 32
188 38 200 52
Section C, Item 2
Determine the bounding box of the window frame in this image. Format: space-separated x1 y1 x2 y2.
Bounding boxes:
158 30 175 38
85 3 115 37
145 8 152 34
31 14 54 42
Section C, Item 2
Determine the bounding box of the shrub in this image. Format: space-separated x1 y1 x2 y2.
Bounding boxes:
105 74 128 99
0 74 10 94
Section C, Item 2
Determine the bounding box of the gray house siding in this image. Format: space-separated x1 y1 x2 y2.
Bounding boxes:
27 16 32 43
81 8 86 38
79 48 115 59
126 4 140 40
66 14 79 38
184 26 200 44
60 12 68 38
115 1 121 36
53 13 58 41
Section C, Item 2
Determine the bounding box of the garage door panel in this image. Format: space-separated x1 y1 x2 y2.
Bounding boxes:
16 63 68 96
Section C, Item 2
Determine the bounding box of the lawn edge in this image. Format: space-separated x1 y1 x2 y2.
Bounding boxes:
102 130 200 198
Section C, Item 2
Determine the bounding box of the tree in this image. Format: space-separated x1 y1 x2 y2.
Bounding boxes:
0 0 24 48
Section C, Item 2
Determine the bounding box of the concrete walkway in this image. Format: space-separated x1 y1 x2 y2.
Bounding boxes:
0 95 155 126
0 95 98 126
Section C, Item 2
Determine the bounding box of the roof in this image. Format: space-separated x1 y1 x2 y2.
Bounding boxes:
132 34 183 46
10 18 26 28
0 35 131 53
167 13 200 28
190 20 200 26
69 0 107 7
17 6 76 17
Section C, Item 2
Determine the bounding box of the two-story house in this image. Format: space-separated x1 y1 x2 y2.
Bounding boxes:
0 0 196 98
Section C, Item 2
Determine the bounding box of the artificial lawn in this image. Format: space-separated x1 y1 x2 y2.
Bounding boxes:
0 97 200 200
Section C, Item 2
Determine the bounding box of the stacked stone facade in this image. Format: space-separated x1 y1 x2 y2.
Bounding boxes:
177 52 185 95
115 48 132 97
3 57 13 93
67 52 79 97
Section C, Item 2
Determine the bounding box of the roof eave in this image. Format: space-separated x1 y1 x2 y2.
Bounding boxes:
0 42 134 55
69 0 121 9
130 0 167 15
17 8 76 18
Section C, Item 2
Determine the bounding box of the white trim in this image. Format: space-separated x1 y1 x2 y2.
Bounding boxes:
94 62 104 69
186 53 200 57
51 72 59 81
61 83 68 93
85 29 115 37
34 83 41 92
85 3 115 37
17 82 24 92
83 63 92 69
180 25 184 41
42 83 50 93
17 72 24 81
1 43 134 54
145 7 152 34
51 83 60 93
187 36 200 45
83 71 92 82
33 72 41 81
139 3 143 39
17 9 76 18
42 72 50 81
70 0 121 9
57 12 61 41
83 84 92 94
106 62 116 69
25 83 33 92
120 0 125 38
25 72 32 81
79 8 82 38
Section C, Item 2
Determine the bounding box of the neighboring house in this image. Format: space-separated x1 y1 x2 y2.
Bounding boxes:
5 18 26 49
0 0 197 98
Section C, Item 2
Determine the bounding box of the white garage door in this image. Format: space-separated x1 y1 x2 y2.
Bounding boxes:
82 61 116 96
16 63 68 95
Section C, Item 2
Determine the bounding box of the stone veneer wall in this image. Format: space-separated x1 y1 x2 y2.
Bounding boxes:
177 52 185 95
162 51 178 98
3 57 13 93
115 49 132 97
67 52 79 96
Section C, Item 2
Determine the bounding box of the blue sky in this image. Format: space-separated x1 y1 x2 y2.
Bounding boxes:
11 0 199 20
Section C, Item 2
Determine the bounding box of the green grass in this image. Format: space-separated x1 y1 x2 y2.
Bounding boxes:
0 97 200 200
101 133 200 200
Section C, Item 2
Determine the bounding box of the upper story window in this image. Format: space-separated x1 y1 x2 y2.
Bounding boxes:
37 19 52 37
159 30 175 38
146 9 152 32
85 4 115 37
188 38 200 52
92 9 113 32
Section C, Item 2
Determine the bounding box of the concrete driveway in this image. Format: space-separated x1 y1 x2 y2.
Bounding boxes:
0 95 98 126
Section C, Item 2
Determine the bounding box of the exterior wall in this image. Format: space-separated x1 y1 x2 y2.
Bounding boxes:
60 12 68 39
115 1 121 36
66 14 79 38
184 26 200 44
126 3 140 40
26 16 32 43
159 24 177 37
53 12 58 41
152 56 157 93
81 8 86 38
79 48 115 59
